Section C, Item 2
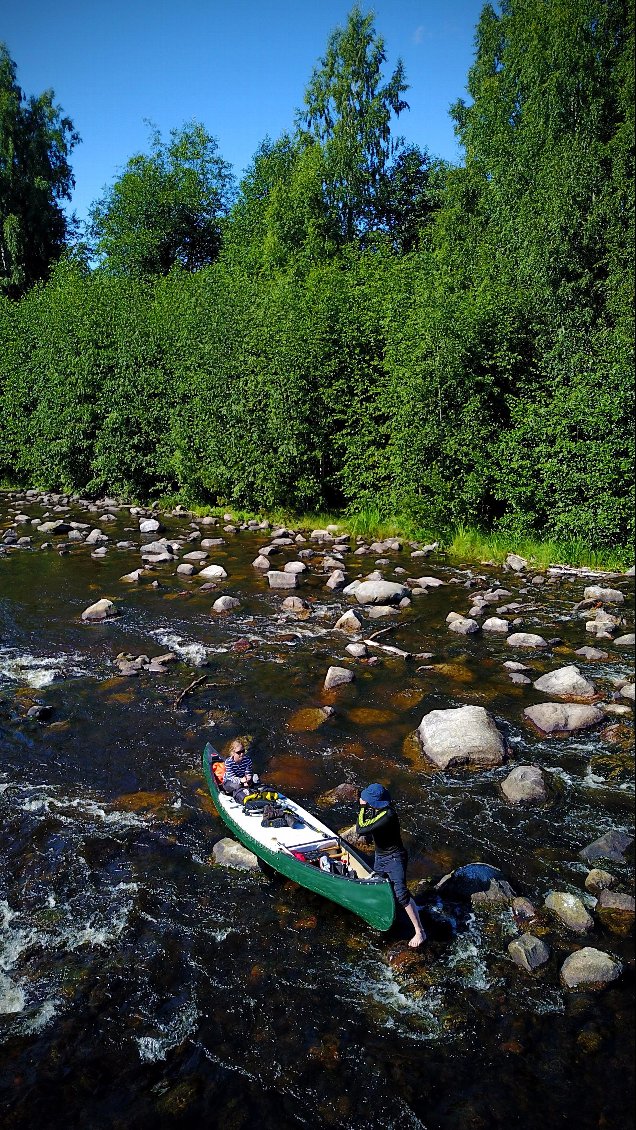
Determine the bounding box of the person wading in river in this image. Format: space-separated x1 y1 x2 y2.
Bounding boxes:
357 783 427 948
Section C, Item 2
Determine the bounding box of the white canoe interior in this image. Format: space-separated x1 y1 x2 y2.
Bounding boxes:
216 789 374 878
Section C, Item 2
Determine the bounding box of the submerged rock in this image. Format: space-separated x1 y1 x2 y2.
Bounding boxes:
212 838 259 870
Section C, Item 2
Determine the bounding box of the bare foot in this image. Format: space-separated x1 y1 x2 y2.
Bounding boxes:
408 932 426 949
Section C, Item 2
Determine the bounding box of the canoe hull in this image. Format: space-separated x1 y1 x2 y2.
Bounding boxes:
202 744 395 931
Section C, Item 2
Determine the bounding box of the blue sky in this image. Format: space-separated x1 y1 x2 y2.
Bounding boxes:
2 1 486 224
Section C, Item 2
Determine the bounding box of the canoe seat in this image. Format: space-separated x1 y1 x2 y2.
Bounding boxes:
286 837 339 855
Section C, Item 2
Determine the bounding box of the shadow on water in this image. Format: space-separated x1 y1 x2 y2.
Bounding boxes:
0 493 634 1129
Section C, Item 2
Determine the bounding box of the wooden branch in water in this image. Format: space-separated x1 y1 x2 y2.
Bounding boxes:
362 640 411 659
173 675 209 709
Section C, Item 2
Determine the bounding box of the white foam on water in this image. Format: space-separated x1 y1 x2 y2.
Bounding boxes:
0 972 25 1014
147 630 209 667
0 647 90 687
136 999 199 1062
446 920 492 991
344 959 445 1041
22 998 59 1033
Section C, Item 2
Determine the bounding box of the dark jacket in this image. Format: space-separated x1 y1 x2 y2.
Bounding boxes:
357 804 404 854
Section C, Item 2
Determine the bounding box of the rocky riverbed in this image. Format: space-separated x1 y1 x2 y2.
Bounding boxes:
0 488 634 1129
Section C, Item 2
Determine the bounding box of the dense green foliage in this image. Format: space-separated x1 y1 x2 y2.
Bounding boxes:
0 2 633 553
0 43 79 297
88 122 235 276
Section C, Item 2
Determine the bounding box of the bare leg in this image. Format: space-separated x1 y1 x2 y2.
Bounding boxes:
405 899 427 947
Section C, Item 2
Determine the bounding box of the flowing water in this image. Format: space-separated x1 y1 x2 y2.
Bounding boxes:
0 492 634 1129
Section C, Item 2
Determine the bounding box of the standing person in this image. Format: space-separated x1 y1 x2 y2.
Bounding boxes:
223 739 258 803
357 783 426 948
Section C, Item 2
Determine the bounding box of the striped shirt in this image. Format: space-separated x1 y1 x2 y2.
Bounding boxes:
224 753 253 781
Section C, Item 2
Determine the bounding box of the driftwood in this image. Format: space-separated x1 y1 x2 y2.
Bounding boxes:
173 675 209 709
362 639 411 659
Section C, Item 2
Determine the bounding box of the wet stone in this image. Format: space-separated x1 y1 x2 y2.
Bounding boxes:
579 830 634 864
324 666 355 691
544 891 594 933
584 869 617 893
560 948 622 990
508 933 550 973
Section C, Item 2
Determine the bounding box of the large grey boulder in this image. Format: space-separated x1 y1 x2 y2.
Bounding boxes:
139 517 163 533
500 764 548 804
266 570 297 588
508 933 550 973
524 702 604 735
507 632 548 649
81 598 119 622
506 553 528 572
583 585 625 604
532 665 596 699
560 948 622 990
198 564 228 580
212 837 259 870
354 580 409 605
544 891 594 933
418 705 507 769
324 666 355 690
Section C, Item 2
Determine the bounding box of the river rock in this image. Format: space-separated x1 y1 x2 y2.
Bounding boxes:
619 683 635 702
284 561 306 573
584 869 616 893
85 528 109 545
212 838 259 870
325 570 346 590
324 666 355 690
580 830 634 864
198 564 228 580
266 570 298 588
544 891 594 933
507 632 549 649
176 563 195 576
506 553 528 572
345 643 368 657
282 596 310 611
252 555 271 569
560 948 622 990
139 518 163 533
353 580 409 605
81 598 119 622
482 617 510 633
36 520 71 535
418 705 507 769
575 646 610 660
182 550 207 562
500 764 548 804
613 633 635 647
120 569 147 583
212 596 240 612
597 890 635 914
585 610 621 636
508 933 550 973
523 702 604 735
532 665 596 699
334 610 363 634
412 576 445 588
448 616 481 635
583 585 625 604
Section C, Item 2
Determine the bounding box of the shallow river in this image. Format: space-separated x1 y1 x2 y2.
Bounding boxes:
0 491 634 1129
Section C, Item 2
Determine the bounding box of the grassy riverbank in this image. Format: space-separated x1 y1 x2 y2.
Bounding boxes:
162 496 633 573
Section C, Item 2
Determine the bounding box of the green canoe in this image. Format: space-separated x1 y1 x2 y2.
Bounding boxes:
202 743 396 931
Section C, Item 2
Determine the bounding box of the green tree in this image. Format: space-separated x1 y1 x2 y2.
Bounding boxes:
88 121 235 277
297 5 409 243
0 43 79 297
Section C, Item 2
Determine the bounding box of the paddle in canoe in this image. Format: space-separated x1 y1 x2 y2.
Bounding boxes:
202 743 396 931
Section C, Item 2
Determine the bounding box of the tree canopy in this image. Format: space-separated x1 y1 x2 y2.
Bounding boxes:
88 121 235 277
0 42 79 297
